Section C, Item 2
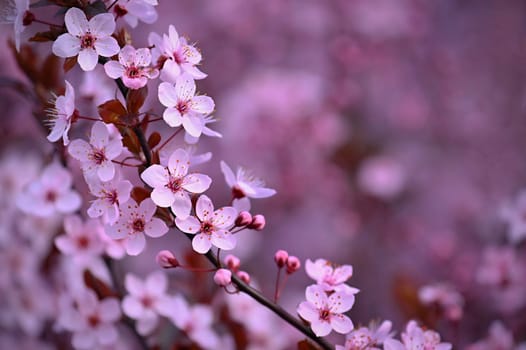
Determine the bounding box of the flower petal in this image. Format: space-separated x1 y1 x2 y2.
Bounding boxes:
211 230 236 250
52 34 80 58
68 139 91 162
211 207 237 229
329 313 353 334
195 195 214 221
104 60 125 79
163 107 183 127
168 148 190 177
175 74 196 101
182 173 211 193
151 186 175 208
170 191 192 219
192 234 212 254
175 216 201 234
191 95 214 115
158 82 178 107
78 48 98 71
64 7 88 37
94 36 120 58
182 114 203 137
297 301 318 322
126 233 146 256
88 13 115 37
141 165 169 188
145 218 168 238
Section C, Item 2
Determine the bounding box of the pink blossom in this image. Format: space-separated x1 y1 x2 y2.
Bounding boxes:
54 215 105 263
122 271 171 335
69 122 123 182
0 0 29 51
305 258 359 294
104 45 159 90
149 25 207 82
184 115 222 144
112 0 158 28
175 194 237 254
52 7 120 71
16 162 81 217
500 189 526 244
85 174 132 225
418 283 464 321
214 268 232 287
104 198 168 256
140 148 211 218
46 80 76 145
384 321 451 350
158 74 215 137
335 320 393 350
297 284 354 337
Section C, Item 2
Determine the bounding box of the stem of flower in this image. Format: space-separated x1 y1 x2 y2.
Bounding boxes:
112 159 142 167
274 267 282 302
31 17 63 28
156 127 183 152
106 0 119 11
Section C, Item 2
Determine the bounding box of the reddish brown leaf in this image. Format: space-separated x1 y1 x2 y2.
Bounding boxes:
28 27 64 42
98 99 127 125
298 340 320 350
126 85 148 115
122 128 141 155
147 132 161 149
131 186 151 204
114 27 133 48
63 56 77 73
83 270 117 299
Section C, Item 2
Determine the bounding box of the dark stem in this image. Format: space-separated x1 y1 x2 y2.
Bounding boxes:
274 267 282 302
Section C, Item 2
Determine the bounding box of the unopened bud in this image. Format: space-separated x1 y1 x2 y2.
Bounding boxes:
286 256 301 274
156 250 179 268
274 250 289 268
235 211 253 227
22 11 35 26
224 254 241 271
237 270 251 284
248 214 266 230
213 269 232 287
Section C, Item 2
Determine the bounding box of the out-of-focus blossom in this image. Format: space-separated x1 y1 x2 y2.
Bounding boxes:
175 194 237 254
297 284 354 337
500 190 526 244
467 321 526 350
104 45 159 90
357 155 406 200
105 198 168 256
79 66 115 106
418 283 464 321
140 148 211 218
305 258 359 294
335 320 393 350
46 80 76 145
384 320 451 350
54 215 105 264
69 121 123 182
86 173 132 225
0 0 29 51
52 7 119 71
111 0 158 28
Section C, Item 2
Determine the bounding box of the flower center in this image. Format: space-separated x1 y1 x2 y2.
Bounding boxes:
166 176 182 193
132 218 145 232
88 314 100 327
90 148 107 165
232 185 245 199
114 5 128 17
45 190 57 203
80 33 96 49
126 65 141 78
201 221 214 234
319 309 330 321
141 295 154 308
104 189 119 205
173 50 185 65
176 101 190 115
76 235 90 249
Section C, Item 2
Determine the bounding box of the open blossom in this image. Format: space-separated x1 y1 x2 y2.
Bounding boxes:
336 320 393 350
46 80 76 145
68 122 123 182
220 161 276 211
16 162 81 217
0 0 29 51
149 25 207 82
297 284 354 337
175 195 237 254
52 7 120 71
158 74 215 137
86 174 132 224
54 215 105 264
418 283 464 320
306 258 359 294
122 272 171 335
111 0 158 28
140 148 211 218
104 45 159 90
384 321 452 350
105 198 168 256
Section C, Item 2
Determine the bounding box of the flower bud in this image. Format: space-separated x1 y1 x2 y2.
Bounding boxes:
286 256 301 274
156 250 179 268
248 214 266 230
22 11 35 26
214 269 232 287
224 254 241 271
237 270 251 284
274 250 289 268
235 211 253 227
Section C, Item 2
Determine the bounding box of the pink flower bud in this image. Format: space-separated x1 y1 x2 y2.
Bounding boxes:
237 270 251 284
214 268 232 287
156 250 179 268
224 254 241 271
274 250 289 268
235 211 253 227
248 214 266 230
286 256 301 274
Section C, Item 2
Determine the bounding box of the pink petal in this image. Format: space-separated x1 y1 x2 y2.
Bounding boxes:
311 320 332 337
158 82 178 107
47 118 68 143
191 95 214 115
122 296 144 318
163 107 183 128
126 0 157 23
94 36 120 58
87 199 107 218
151 186 175 207
123 76 148 90
72 331 95 349
68 139 91 162
181 45 202 65
192 234 212 254
182 63 207 80
105 138 123 160
116 180 133 203
168 148 190 177
137 316 158 335
55 235 75 254
160 59 181 83
333 265 353 284
191 328 219 349
210 207 237 229
96 325 118 345
89 13 115 37
146 271 167 293
104 221 128 240
328 292 354 313
97 161 115 182
306 285 328 308
55 191 81 213
297 301 319 323
90 122 109 149
125 273 145 295
141 165 169 188
329 313 353 334
135 48 152 66
175 216 201 234
99 298 121 322
251 187 277 199
52 33 80 58
211 230 236 250
170 191 192 218
104 60 125 79
182 114 203 137
145 218 168 238
126 233 146 255
139 198 157 220
64 80 76 115
383 339 406 350
78 48 98 71
175 74 196 101
196 195 214 221
182 173 211 193
219 161 236 187
64 7 88 37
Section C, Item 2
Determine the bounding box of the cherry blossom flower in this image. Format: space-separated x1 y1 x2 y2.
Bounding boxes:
16 162 81 217
85 174 132 225
0 0 29 51
184 114 222 144
111 0 158 28
58 289 121 349
418 283 464 321
158 74 215 137
335 320 393 350
383 321 451 350
466 321 524 350
52 7 120 71
54 215 105 264
104 45 159 90
297 284 354 337
122 271 171 335
105 198 168 256
159 295 219 349
306 258 359 294
140 148 211 218
220 161 276 211
68 121 123 182
46 80 76 145
175 195 237 254
149 25 207 82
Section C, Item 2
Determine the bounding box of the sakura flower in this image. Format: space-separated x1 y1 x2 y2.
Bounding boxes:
104 45 159 90
16 162 81 217
122 271 171 335
149 25 207 82
59 289 121 349
306 258 359 294
175 195 237 254
184 114 222 144
158 74 215 137
0 0 29 51
335 320 393 350
46 80 76 145
466 321 519 350
297 284 354 337
384 320 451 350
86 174 132 224
54 215 105 264
220 161 276 211
140 148 211 218
112 0 158 28
105 198 168 256
159 295 219 349
418 283 464 321
68 121 123 182
52 7 120 71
